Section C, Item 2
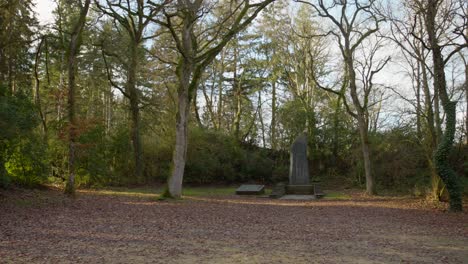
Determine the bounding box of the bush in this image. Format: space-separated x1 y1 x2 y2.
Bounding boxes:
0 89 47 188
371 128 429 192
5 136 48 187
184 128 279 184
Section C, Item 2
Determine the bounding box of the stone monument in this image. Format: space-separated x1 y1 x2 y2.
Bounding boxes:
289 132 310 185
287 132 313 195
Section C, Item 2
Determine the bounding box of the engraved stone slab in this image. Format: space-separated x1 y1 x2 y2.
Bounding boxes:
235 184 265 195
289 133 310 185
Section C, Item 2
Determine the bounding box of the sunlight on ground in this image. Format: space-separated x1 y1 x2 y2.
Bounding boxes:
77 187 426 211
79 186 243 198
79 189 159 198
184 196 423 210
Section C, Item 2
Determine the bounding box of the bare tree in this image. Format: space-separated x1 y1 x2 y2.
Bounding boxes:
385 3 447 200
150 0 275 198
297 0 389 195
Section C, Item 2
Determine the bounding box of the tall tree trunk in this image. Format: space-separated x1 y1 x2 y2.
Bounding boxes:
216 50 225 131
201 83 216 129
128 41 143 180
270 79 277 149
416 61 422 138
167 59 192 198
434 85 443 141
331 97 342 166
232 48 242 140
357 113 374 194
58 50 65 122
192 89 203 127
420 60 437 148
425 0 462 211
464 58 468 143
166 9 196 198
233 88 242 140
420 58 444 200
64 0 90 196
258 91 266 148
34 37 47 139
347 53 375 195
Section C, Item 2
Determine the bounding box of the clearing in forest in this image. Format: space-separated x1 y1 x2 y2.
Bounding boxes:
0 188 467 264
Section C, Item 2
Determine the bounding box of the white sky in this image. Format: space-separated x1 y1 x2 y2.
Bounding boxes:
34 0 56 25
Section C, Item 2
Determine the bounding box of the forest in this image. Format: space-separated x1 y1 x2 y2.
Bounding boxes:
1 0 468 262
0 0 467 206
0 0 468 204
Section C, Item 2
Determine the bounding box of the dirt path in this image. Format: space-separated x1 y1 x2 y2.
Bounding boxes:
1 189 467 263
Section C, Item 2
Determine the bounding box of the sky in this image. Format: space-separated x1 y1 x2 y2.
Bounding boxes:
34 0 56 25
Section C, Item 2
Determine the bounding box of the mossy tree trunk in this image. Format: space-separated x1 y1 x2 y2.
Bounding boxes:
425 0 462 211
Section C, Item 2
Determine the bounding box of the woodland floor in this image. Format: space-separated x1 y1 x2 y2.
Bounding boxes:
1 187 467 264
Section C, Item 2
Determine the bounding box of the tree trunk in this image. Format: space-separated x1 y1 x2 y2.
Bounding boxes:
216 50 225 131
233 89 242 140
331 97 342 166
232 48 242 140
419 51 444 200
128 41 143 180
464 59 468 143
416 61 422 138
426 0 462 211
420 60 437 148
270 79 277 149
434 85 443 142
258 91 266 148
192 89 203 127
357 113 374 194
166 9 196 198
167 60 192 198
347 52 376 195
34 37 47 139
64 0 90 196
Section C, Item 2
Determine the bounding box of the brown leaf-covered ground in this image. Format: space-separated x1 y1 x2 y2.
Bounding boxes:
1 187 467 264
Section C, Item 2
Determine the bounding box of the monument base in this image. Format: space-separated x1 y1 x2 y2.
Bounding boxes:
286 185 314 195
285 184 325 198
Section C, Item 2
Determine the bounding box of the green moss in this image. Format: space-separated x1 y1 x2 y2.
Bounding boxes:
434 101 462 212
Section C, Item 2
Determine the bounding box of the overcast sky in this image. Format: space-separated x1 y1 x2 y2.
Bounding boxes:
34 0 55 25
